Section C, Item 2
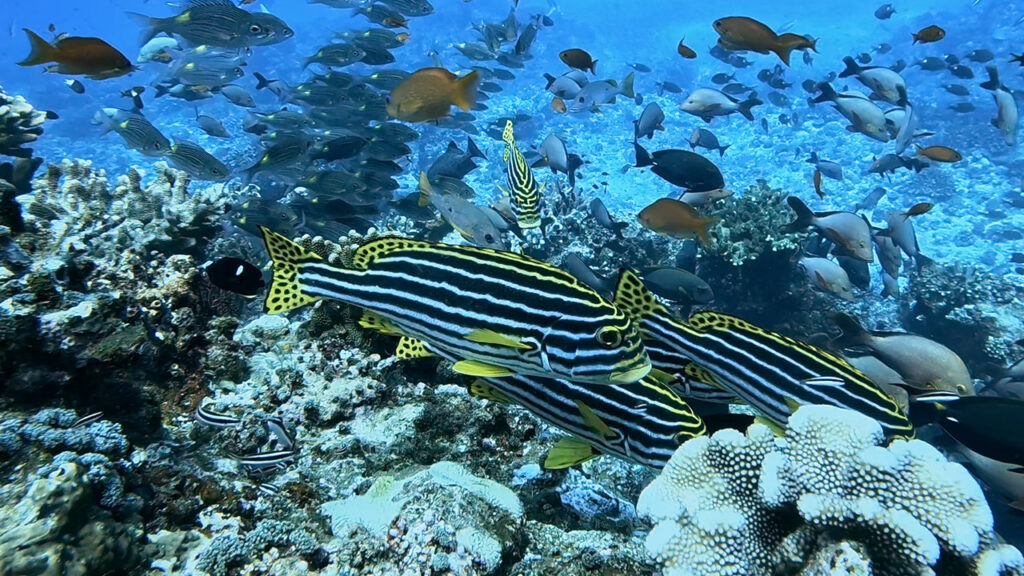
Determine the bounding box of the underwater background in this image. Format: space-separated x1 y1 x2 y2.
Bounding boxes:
2 0 1024 574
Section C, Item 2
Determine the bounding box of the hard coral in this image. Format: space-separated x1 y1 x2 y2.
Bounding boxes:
638 405 1023 576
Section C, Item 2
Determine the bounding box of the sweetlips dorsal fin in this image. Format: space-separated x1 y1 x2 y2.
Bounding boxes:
688 311 757 333
612 269 668 323
352 237 433 270
682 361 724 389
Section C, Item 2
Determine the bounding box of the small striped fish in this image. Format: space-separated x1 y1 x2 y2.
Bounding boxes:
614 270 914 439
261 227 650 384
501 120 542 229
421 344 704 469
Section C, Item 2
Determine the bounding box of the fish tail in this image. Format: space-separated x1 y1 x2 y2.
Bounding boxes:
811 82 837 104
980 65 1001 91
913 252 934 270
838 56 860 78
452 70 480 111
590 59 598 75
831 313 870 346
127 12 164 46
17 29 57 67
543 73 556 89
773 43 795 67
695 218 717 247
718 144 730 157
253 72 271 90
259 226 324 314
633 141 653 167
466 136 485 160
784 195 815 231
737 96 761 121
417 171 433 207
806 151 818 164
619 71 635 99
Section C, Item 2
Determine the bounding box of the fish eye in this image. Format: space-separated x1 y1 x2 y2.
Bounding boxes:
384 95 391 105
957 384 968 395
153 142 161 149
596 326 622 348
283 28 294 37
250 24 263 34
484 234 495 243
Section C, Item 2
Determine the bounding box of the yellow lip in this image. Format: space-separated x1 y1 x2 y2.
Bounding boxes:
608 360 652 384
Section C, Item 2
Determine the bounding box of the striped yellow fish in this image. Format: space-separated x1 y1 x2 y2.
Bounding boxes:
261 227 651 384
416 342 703 468
500 120 542 229
613 270 914 439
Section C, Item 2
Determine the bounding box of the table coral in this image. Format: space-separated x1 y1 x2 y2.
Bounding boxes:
638 405 1024 576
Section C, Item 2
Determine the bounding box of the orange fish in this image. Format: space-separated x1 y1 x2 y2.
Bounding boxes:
677 38 697 59
638 198 718 246
902 202 933 217
912 25 945 44
551 97 567 113
813 169 825 198
915 145 961 162
17 28 134 80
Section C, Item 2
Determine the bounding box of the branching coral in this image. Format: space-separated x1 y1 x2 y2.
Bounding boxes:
705 180 803 267
638 405 1023 576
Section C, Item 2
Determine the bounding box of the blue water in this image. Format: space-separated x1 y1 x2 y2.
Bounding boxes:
4 0 1024 571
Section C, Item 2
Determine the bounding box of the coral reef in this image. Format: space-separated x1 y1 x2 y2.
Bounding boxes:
706 180 804 267
904 262 1024 375
0 84 49 232
638 404 1023 576
1 160 230 441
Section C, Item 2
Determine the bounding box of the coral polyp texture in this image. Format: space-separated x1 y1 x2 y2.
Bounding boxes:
638 405 1024 576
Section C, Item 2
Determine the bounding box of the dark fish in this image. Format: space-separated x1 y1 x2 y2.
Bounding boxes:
630 63 652 73
949 64 974 79
634 102 665 140
677 38 696 59
912 25 945 44
18 28 134 80
65 79 85 94
428 137 485 180
220 85 256 108
944 84 970 96
514 22 539 55
207 256 265 297
310 134 368 162
305 42 365 68
562 253 612 298
641 267 713 304
915 57 946 71
965 49 994 63
806 151 843 180
711 72 734 84
196 111 230 138
94 108 170 156
635 142 724 192
688 128 729 157
949 102 975 113
589 198 628 238
855 187 886 211
656 81 682 95
874 3 895 19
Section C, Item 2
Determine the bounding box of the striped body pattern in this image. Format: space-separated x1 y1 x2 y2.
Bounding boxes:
614 271 914 439
501 120 542 229
262 228 651 385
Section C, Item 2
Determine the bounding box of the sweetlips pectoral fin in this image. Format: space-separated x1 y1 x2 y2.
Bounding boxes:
754 415 787 436
544 437 600 469
575 400 615 439
452 360 515 377
465 329 534 350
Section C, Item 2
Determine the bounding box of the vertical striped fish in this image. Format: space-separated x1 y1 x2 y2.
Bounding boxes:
612 270 914 439
425 345 703 469
501 120 542 229
261 227 650 384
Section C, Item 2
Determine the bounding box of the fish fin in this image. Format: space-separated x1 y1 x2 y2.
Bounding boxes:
695 217 718 247
465 329 534 350
126 12 165 46
469 379 512 403
612 268 668 324
830 312 871 346
543 437 599 469
647 367 678 386
575 400 615 439
417 171 432 207
452 360 515 377
260 226 323 314
783 397 803 414
359 311 403 335
688 311 755 333
737 97 762 121
784 195 815 231
773 44 795 66
452 70 481 112
1008 467 1024 475
17 29 57 67
466 136 485 160
396 336 435 359
754 416 787 436
619 71 635 99
683 361 723 389
802 376 845 387
352 237 431 270
633 141 653 167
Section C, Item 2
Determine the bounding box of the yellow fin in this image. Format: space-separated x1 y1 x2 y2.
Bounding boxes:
452 70 480 112
783 397 803 414
612 269 667 324
465 329 534 350
755 416 787 437
260 226 323 314
647 368 678 387
396 337 435 359
683 361 723 389
359 311 403 335
352 237 432 270
543 437 599 469
575 400 615 439
469 379 512 403
688 311 756 333
452 360 514 377
417 171 432 207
